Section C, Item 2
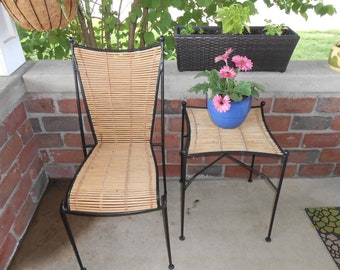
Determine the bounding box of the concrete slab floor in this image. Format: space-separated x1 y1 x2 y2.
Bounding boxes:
8 177 340 270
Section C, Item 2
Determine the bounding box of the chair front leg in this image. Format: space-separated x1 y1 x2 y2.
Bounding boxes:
60 202 86 270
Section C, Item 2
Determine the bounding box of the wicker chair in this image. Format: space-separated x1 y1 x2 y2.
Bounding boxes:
60 37 174 270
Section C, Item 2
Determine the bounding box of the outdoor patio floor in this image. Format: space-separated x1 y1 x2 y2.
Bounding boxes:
8 177 340 270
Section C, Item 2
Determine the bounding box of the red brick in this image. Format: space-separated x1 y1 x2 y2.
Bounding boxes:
28 156 44 180
265 116 291 131
291 116 332 130
45 165 76 179
9 173 32 215
334 164 340 176
273 133 302 148
0 206 15 247
165 99 182 114
206 154 241 165
288 150 319 164
273 98 316 113
281 164 298 178
316 98 340 113
17 120 33 145
13 196 35 239
166 149 181 164
244 155 280 165
165 164 181 178
0 125 7 148
4 103 26 136
36 133 63 148
25 98 55 113
85 134 95 146
299 164 334 177
84 115 91 132
153 117 161 132
0 164 21 208
303 133 340 148
165 134 181 149
0 134 22 174
188 164 222 177
58 98 86 114
42 116 79 132
168 117 182 132
225 165 255 178
18 137 40 173
262 164 289 178
186 98 206 108
64 133 82 147
0 233 17 270
186 156 204 164
252 98 273 113
319 149 340 163
29 118 42 132
331 116 340 131
50 149 84 163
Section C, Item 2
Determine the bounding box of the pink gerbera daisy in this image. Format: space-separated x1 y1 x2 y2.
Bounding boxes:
212 94 231 113
219 66 236 79
215 48 233 63
232 55 253 71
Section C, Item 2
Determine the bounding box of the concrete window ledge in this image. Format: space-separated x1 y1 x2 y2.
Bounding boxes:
16 59 340 99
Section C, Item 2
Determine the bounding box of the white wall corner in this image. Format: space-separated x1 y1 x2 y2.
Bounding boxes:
0 3 25 76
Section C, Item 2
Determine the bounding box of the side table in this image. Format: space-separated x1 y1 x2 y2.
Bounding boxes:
180 101 289 242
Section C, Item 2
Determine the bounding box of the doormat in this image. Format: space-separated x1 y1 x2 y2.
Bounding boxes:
305 207 340 269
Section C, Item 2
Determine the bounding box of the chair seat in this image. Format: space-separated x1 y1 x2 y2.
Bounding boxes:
69 142 158 213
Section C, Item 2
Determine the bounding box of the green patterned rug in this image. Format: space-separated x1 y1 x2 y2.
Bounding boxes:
306 207 340 269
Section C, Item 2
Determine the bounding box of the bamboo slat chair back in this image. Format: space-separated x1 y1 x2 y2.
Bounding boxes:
60 37 174 270
74 45 160 143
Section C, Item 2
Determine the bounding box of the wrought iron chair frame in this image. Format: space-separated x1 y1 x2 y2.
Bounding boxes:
60 37 174 270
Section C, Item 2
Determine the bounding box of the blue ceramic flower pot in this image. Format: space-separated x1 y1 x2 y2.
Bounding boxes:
207 96 252 129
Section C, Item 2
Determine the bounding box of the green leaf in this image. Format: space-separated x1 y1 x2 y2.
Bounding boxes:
151 0 161 9
54 45 65 59
197 0 212 8
144 32 155 45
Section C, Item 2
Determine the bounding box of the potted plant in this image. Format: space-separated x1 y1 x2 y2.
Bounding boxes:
328 42 340 72
189 48 264 129
0 0 78 31
174 3 300 72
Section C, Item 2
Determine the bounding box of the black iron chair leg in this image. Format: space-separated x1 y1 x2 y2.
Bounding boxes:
179 149 187 241
248 154 256 182
60 202 86 270
265 152 289 242
265 178 283 242
179 178 186 241
162 196 175 269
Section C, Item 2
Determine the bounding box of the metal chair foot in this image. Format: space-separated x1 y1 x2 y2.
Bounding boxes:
179 236 185 241
169 263 175 269
265 236 271 242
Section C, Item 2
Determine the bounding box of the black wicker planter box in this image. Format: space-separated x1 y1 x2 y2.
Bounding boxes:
174 26 300 72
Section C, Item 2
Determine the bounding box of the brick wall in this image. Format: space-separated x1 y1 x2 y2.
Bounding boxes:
0 102 47 270
25 96 340 182
1 93 339 269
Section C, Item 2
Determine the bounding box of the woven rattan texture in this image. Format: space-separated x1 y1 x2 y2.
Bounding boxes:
74 46 161 143
69 46 162 213
174 26 299 72
1 0 78 31
187 107 283 156
69 143 157 213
